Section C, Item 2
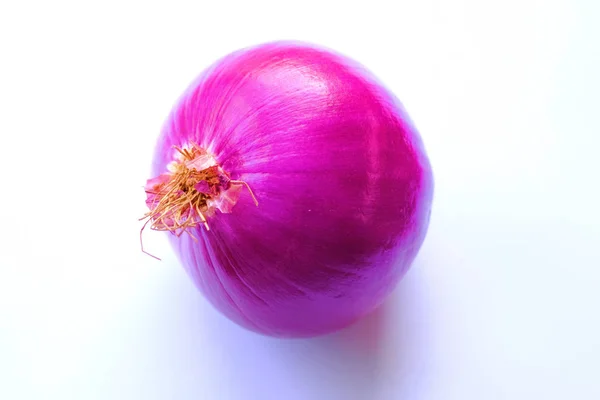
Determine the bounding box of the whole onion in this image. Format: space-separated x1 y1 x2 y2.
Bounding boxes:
142 42 434 338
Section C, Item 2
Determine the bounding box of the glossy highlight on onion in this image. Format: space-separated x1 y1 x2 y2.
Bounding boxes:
142 41 434 338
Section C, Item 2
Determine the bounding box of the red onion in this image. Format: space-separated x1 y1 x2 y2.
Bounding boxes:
142 42 433 338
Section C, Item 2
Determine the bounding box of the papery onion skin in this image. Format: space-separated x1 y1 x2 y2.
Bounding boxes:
149 41 434 338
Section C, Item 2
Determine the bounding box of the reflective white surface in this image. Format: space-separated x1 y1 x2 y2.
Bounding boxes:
1 0 598 398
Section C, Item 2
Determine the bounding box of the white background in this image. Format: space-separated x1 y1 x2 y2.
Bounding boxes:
1 0 599 399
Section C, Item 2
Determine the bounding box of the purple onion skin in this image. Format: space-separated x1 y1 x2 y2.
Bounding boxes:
151 42 433 338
